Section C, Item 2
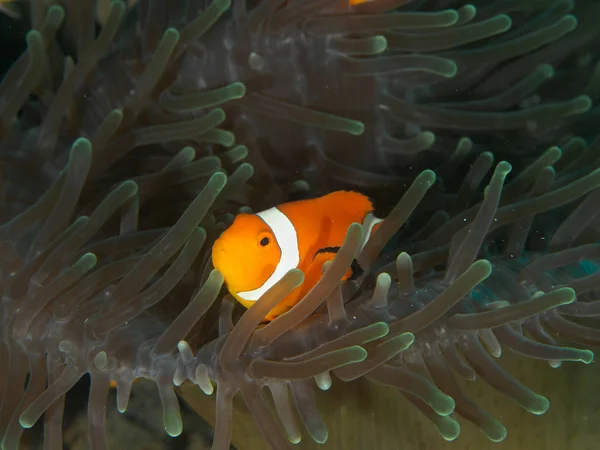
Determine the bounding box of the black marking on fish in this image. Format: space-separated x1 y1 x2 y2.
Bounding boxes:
313 246 364 280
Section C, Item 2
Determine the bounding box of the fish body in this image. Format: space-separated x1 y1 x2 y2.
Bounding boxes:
212 191 382 321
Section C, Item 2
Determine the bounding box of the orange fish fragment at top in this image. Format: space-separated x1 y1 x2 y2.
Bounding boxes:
349 0 375 5
212 191 383 322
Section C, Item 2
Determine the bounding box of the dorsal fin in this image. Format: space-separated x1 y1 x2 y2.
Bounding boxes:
317 190 375 218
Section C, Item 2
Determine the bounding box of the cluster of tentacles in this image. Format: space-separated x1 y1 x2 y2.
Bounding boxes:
0 1 599 450
2 139 600 449
184 149 600 448
78 0 600 207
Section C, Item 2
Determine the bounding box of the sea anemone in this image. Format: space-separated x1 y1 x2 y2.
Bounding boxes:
0 1 599 450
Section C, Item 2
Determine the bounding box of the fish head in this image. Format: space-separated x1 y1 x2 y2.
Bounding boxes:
211 213 280 299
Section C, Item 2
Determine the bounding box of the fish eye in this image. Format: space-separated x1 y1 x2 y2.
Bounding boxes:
260 237 270 247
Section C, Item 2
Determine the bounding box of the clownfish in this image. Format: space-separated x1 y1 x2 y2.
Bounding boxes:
212 191 382 321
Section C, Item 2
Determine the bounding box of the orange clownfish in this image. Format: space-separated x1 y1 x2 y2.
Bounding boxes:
211 191 382 321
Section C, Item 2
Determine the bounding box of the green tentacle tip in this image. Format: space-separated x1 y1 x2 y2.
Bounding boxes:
457 136 472 148
348 120 365 136
179 146 196 160
209 170 228 188
226 145 248 162
237 162 255 178
25 31 44 62
369 322 390 341
441 59 458 78
573 95 593 113
198 127 235 146
219 130 235 147
120 179 139 196
94 350 108 369
561 14 578 32
432 393 456 416
485 421 508 442
25 29 43 44
478 259 493 271
396 332 415 349
211 269 225 284
287 268 305 288
438 9 460 26
348 221 366 236
71 138 92 156
288 433 302 444
558 287 576 305
164 413 183 437
46 4 65 23
312 428 328 445
438 416 460 441
163 27 181 42
372 36 388 54
418 169 437 186
420 131 436 147
19 414 35 429
351 346 369 363
545 145 562 160
493 14 512 31
456 4 476 23
528 395 550 415
580 350 594 364
106 108 124 124
228 82 246 99
539 64 555 78
211 108 227 122
497 161 512 175
79 252 98 270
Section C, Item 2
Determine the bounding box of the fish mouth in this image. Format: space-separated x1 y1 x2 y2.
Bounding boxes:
211 242 238 277
211 243 227 266
212 238 228 256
